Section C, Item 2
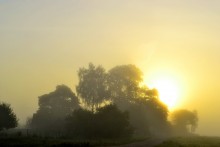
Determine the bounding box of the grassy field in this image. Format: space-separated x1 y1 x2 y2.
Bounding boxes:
0 134 148 147
155 136 220 147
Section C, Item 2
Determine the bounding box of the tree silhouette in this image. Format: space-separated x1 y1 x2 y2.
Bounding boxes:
95 104 133 139
38 85 79 117
31 85 79 135
0 102 18 131
106 65 169 136
66 104 133 139
76 63 109 112
171 109 198 135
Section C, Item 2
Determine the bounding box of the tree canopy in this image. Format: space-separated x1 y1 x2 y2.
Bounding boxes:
76 63 109 112
171 109 198 135
38 85 79 117
108 64 143 102
30 85 79 135
0 102 18 131
75 63 170 137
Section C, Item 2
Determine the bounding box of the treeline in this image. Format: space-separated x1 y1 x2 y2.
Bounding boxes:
0 63 198 139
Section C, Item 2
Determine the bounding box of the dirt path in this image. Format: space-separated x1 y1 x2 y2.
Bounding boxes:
111 138 166 147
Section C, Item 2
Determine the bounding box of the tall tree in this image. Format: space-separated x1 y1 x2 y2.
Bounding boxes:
107 64 143 105
107 65 169 136
76 63 109 112
0 103 18 131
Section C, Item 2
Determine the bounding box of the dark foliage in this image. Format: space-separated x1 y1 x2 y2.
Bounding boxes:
0 102 18 131
66 108 93 138
30 85 80 136
66 104 133 139
95 104 134 139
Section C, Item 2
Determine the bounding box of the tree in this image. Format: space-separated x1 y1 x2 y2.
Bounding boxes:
76 63 109 112
0 102 18 131
31 85 79 135
38 85 79 117
127 88 169 137
75 63 170 137
65 108 93 138
95 104 133 139
106 65 169 136
107 64 143 104
65 104 133 139
171 109 198 135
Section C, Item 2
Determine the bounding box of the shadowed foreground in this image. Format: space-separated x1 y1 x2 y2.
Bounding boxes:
112 137 166 147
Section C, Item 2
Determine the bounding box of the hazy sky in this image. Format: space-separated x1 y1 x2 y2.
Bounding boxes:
1 0 220 136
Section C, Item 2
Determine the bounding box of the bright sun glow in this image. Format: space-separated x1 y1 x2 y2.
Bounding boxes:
145 73 182 110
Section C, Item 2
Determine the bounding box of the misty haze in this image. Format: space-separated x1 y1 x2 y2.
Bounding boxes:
1 1 220 146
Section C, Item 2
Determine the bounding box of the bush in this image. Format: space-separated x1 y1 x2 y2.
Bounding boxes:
66 104 133 139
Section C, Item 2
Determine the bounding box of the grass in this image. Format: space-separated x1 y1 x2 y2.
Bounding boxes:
0 133 148 147
155 136 220 147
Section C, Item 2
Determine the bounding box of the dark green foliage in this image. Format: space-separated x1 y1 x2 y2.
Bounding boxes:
0 102 18 130
66 104 133 139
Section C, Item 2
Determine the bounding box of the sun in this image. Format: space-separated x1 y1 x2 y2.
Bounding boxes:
145 74 181 110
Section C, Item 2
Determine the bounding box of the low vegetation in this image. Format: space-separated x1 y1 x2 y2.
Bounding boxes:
156 136 220 147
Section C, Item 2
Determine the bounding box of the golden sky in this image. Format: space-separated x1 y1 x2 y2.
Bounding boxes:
1 0 220 135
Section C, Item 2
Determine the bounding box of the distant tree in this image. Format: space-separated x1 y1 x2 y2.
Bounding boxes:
76 63 109 112
0 103 18 131
171 109 198 135
66 104 133 139
31 85 79 135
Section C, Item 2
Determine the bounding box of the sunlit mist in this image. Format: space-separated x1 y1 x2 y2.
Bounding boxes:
144 72 183 110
